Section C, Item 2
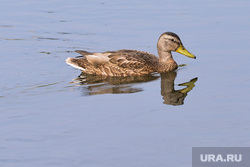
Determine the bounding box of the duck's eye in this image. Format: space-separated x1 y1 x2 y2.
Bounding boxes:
170 39 175 42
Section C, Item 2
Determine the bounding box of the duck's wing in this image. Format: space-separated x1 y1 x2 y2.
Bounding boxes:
75 49 159 69
75 50 92 58
107 49 159 70
75 50 111 66
68 49 159 76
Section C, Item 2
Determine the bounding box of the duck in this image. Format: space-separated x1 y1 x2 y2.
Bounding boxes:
66 32 196 76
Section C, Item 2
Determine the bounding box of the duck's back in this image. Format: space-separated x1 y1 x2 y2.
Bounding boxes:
66 49 159 76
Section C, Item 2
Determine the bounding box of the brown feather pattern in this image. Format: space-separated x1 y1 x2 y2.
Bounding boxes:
66 32 195 76
68 49 162 76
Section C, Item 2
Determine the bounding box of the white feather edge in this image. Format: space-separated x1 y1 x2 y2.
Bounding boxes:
66 58 86 71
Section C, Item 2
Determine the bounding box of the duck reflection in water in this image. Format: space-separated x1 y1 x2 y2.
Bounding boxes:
160 72 197 105
70 71 197 106
71 73 159 95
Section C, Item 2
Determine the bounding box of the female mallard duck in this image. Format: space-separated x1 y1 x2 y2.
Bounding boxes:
66 32 196 76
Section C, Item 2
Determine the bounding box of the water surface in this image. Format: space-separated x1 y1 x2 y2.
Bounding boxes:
1 0 250 167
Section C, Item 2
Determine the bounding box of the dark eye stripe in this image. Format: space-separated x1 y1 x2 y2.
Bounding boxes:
168 39 180 45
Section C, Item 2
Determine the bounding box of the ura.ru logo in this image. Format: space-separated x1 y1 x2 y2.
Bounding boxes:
200 154 242 162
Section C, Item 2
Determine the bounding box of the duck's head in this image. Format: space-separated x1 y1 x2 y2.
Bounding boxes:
157 32 196 59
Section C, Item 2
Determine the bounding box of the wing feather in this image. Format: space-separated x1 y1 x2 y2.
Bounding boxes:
108 50 158 70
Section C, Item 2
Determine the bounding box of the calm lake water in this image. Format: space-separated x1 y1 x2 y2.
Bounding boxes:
1 0 250 167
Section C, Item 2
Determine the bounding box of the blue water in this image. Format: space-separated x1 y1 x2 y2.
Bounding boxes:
1 0 250 166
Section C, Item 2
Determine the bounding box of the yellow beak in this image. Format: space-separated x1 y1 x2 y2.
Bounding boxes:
176 44 196 59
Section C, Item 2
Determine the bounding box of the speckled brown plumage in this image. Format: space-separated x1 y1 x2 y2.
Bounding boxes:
68 50 159 76
66 32 195 76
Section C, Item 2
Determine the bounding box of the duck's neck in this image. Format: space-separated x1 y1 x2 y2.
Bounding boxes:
157 49 178 72
158 49 174 63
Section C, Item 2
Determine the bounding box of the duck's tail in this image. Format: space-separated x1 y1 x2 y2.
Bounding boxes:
66 50 95 72
66 58 86 71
